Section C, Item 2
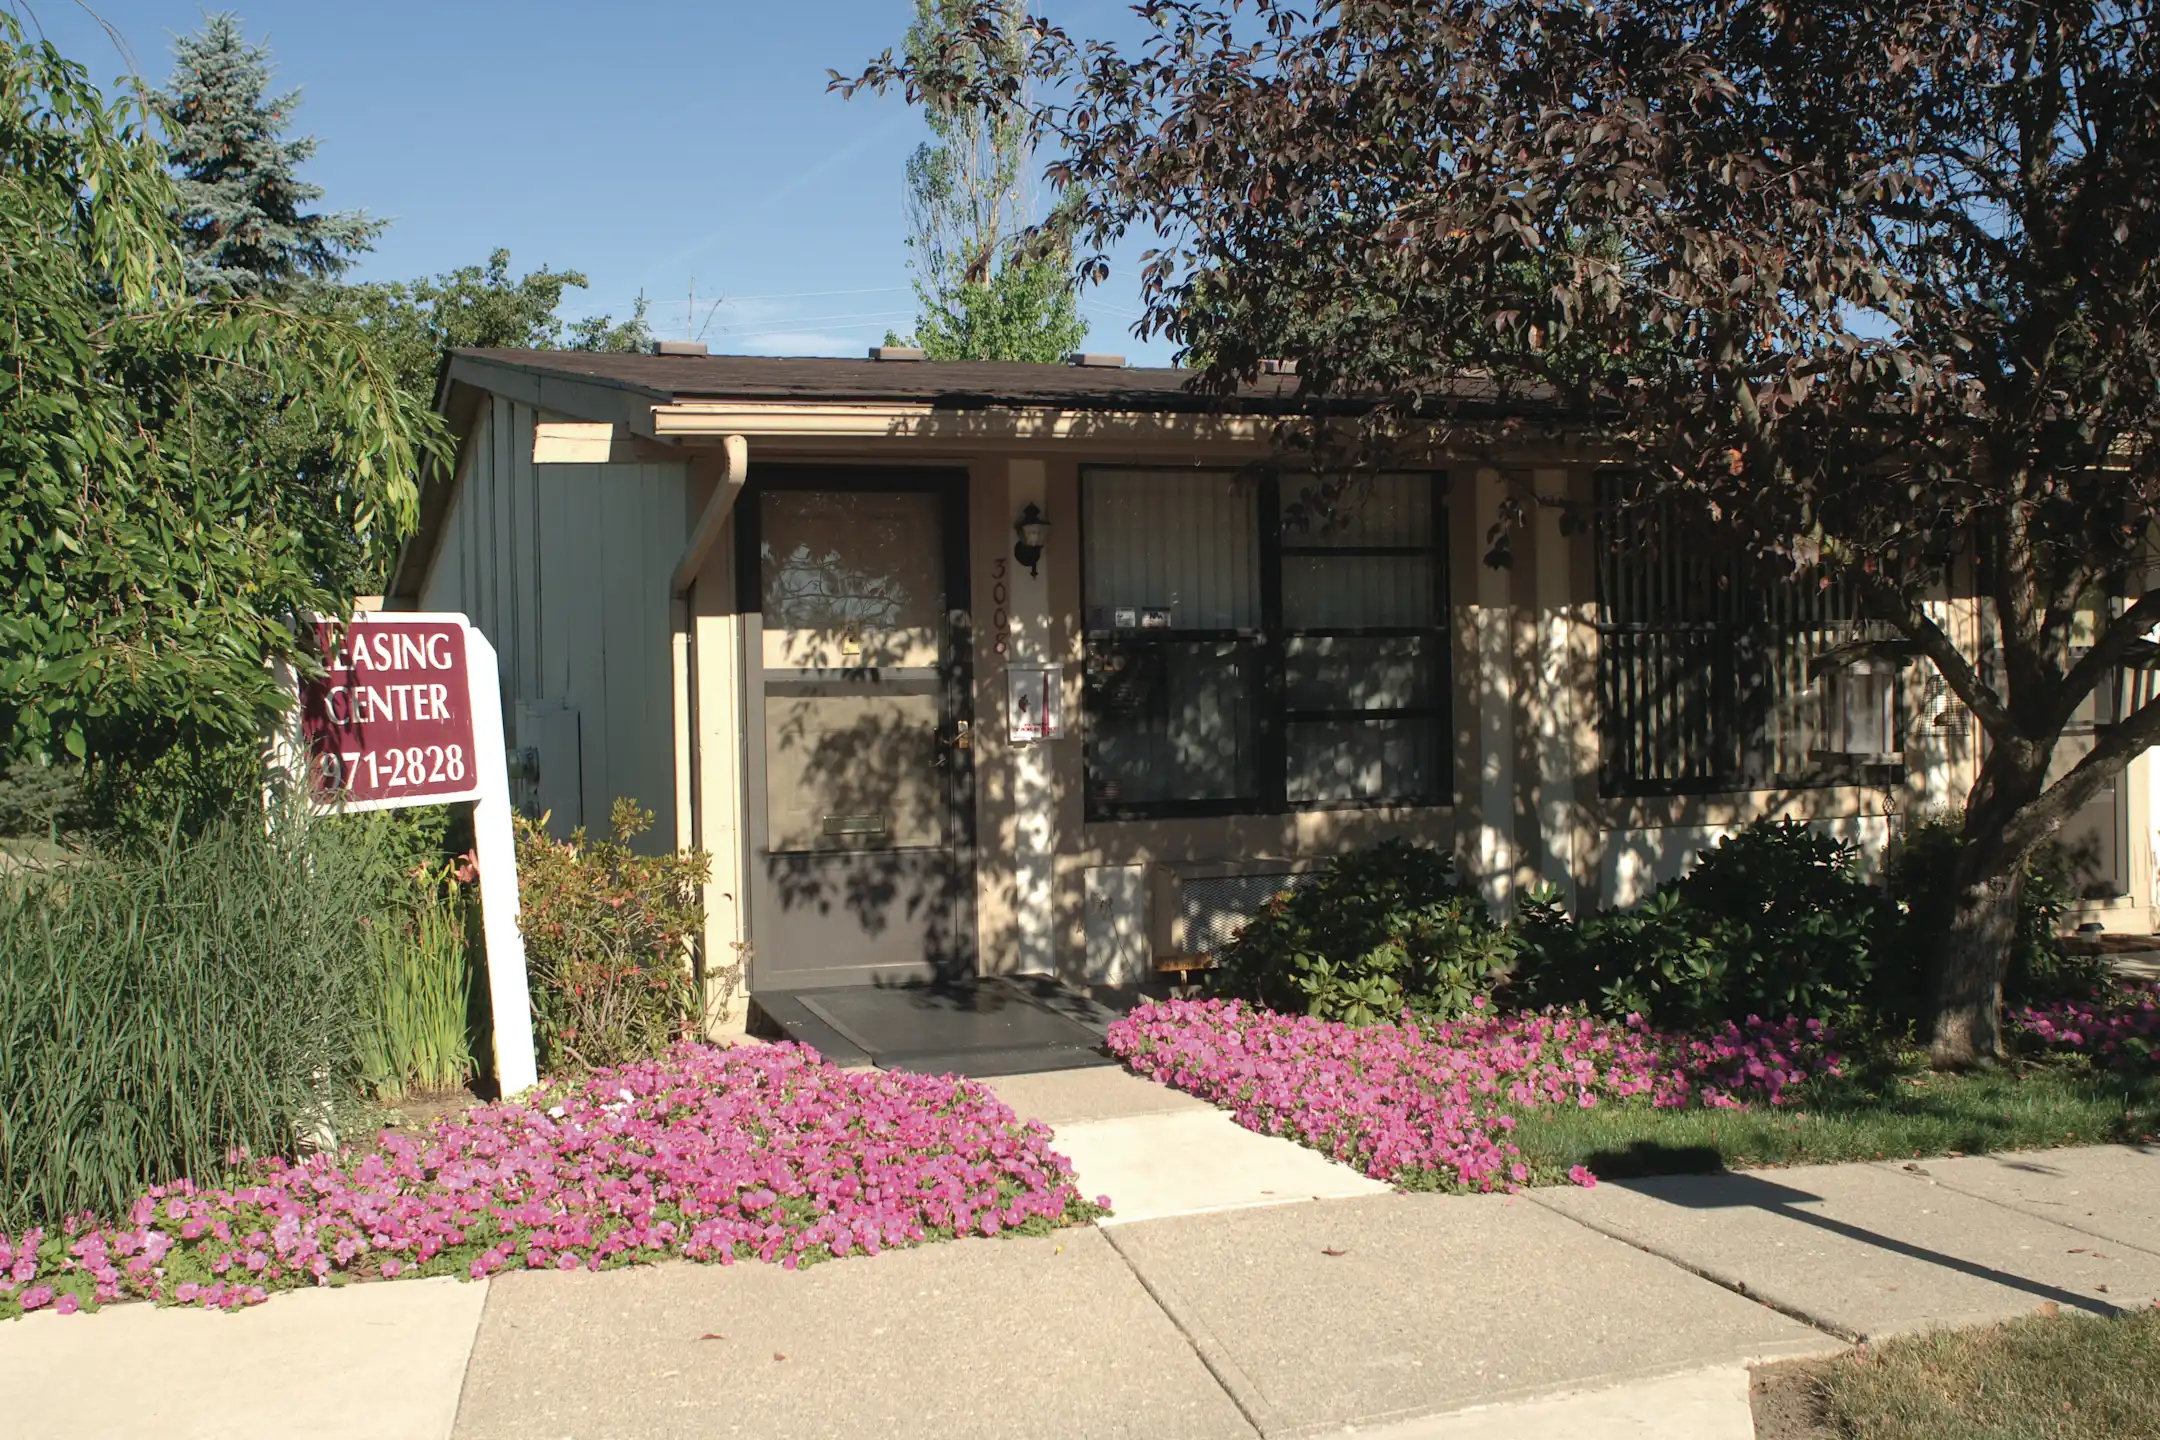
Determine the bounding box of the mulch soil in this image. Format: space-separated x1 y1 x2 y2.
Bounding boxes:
1750 1357 1841 1440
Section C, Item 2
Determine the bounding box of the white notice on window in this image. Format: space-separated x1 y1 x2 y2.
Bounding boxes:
1007 666 1064 743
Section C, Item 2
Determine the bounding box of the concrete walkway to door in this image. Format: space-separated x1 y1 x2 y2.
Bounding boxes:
5 1065 2157 1440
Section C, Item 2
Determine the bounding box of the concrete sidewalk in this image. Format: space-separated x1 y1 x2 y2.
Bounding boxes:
1530 1147 2160 1340
4 1067 2154 1440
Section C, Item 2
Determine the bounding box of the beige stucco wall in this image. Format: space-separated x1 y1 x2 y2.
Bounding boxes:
417 384 2159 1013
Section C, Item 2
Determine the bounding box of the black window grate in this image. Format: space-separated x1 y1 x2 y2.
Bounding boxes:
1593 475 1885 795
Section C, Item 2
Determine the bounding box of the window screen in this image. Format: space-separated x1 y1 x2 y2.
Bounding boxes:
1278 474 1446 804
1082 469 1449 817
1082 472 1263 809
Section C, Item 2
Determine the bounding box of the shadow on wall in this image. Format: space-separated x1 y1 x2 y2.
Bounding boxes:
1600 815 1895 909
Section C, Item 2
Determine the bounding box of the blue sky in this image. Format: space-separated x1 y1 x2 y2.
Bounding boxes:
23 0 1171 361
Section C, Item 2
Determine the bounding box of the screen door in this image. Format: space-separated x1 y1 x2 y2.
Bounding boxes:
743 473 975 988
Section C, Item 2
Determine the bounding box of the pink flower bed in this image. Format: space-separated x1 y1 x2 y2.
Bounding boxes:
2012 981 2160 1068
0 1042 1102 1319
1105 998 1842 1192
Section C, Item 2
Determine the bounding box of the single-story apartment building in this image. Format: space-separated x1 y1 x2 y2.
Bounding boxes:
385 346 2157 1030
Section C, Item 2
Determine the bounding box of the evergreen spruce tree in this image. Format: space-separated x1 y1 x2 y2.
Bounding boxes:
156 13 379 296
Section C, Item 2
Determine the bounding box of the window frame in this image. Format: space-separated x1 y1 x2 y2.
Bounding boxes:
1079 466 1452 821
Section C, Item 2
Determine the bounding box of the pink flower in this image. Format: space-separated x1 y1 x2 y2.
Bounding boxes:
4 1042 1101 1315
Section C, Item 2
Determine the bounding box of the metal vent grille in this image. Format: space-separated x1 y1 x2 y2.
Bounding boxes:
1179 871 1320 956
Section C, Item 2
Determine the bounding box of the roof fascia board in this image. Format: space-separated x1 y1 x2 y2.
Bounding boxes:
445 354 669 438
650 401 1281 445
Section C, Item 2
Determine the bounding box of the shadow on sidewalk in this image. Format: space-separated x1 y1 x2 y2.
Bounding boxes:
1587 1163 2127 1319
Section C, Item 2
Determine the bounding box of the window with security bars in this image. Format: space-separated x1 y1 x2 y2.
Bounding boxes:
1082 469 1449 818
1593 478 1901 795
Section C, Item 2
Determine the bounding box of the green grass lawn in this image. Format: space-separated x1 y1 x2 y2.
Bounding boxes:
1514 1051 2160 1179
1756 1308 2160 1440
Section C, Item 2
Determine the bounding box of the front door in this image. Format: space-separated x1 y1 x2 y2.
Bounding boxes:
741 469 976 989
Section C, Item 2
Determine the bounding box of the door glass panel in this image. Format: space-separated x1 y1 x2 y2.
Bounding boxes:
764 692 944 852
760 491 943 670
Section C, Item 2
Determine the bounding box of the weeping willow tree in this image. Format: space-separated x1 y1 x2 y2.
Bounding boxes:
0 18 441 790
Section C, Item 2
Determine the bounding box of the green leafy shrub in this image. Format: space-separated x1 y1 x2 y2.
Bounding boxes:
359 859 476 1103
1513 885 1730 1021
1217 840 1518 1025
1883 817 2101 1011
1513 819 1884 1028
0 806 387 1229
515 800 709 1072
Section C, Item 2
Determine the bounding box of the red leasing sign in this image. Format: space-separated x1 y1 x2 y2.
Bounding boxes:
299 616 482 809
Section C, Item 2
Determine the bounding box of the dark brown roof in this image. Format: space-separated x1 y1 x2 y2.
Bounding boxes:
449 348 1526 415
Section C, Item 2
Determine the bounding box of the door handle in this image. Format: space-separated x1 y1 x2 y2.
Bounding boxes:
934 718 971 767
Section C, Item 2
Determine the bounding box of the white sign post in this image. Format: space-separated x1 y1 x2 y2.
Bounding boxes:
456 629 539 1096
295 613 538 1097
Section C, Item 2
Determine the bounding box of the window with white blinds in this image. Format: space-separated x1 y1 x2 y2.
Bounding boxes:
1082 469 1449 818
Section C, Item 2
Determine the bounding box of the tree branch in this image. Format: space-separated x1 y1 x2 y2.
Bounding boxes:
1855 577 2014 742
2053 587 2160 733
2005 688 2160 860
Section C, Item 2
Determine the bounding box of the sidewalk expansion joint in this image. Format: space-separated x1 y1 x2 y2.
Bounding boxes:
1098 1224 1275 1439
1519 1191 1864 1345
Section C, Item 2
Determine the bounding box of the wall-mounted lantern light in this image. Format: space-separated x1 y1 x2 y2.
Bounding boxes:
1013 502 1049 577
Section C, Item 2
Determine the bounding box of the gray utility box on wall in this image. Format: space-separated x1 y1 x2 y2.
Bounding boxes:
1082 865 1150 987
511 699 582 837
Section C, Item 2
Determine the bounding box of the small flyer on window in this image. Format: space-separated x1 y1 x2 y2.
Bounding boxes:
1139 606 1172 630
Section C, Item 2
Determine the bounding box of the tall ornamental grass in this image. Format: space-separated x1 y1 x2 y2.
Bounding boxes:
0 807 387 1230
360 862 476 1103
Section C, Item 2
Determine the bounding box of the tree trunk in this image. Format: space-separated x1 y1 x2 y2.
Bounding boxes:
1929 852 2026 1068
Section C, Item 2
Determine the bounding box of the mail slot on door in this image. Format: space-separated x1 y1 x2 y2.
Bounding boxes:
822 813 888 837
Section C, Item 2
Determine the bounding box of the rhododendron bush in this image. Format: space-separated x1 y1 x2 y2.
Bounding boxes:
0 1043 1102 1319
1107 998 1844 1191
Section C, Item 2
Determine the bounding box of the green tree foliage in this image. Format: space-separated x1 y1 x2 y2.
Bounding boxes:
156 12 379 297
0 20 440 778
851 0 2160 1064
870 0 1086 362
333 249 654 404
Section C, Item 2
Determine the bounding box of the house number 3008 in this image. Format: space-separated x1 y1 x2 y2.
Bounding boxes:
989 557 1009 657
